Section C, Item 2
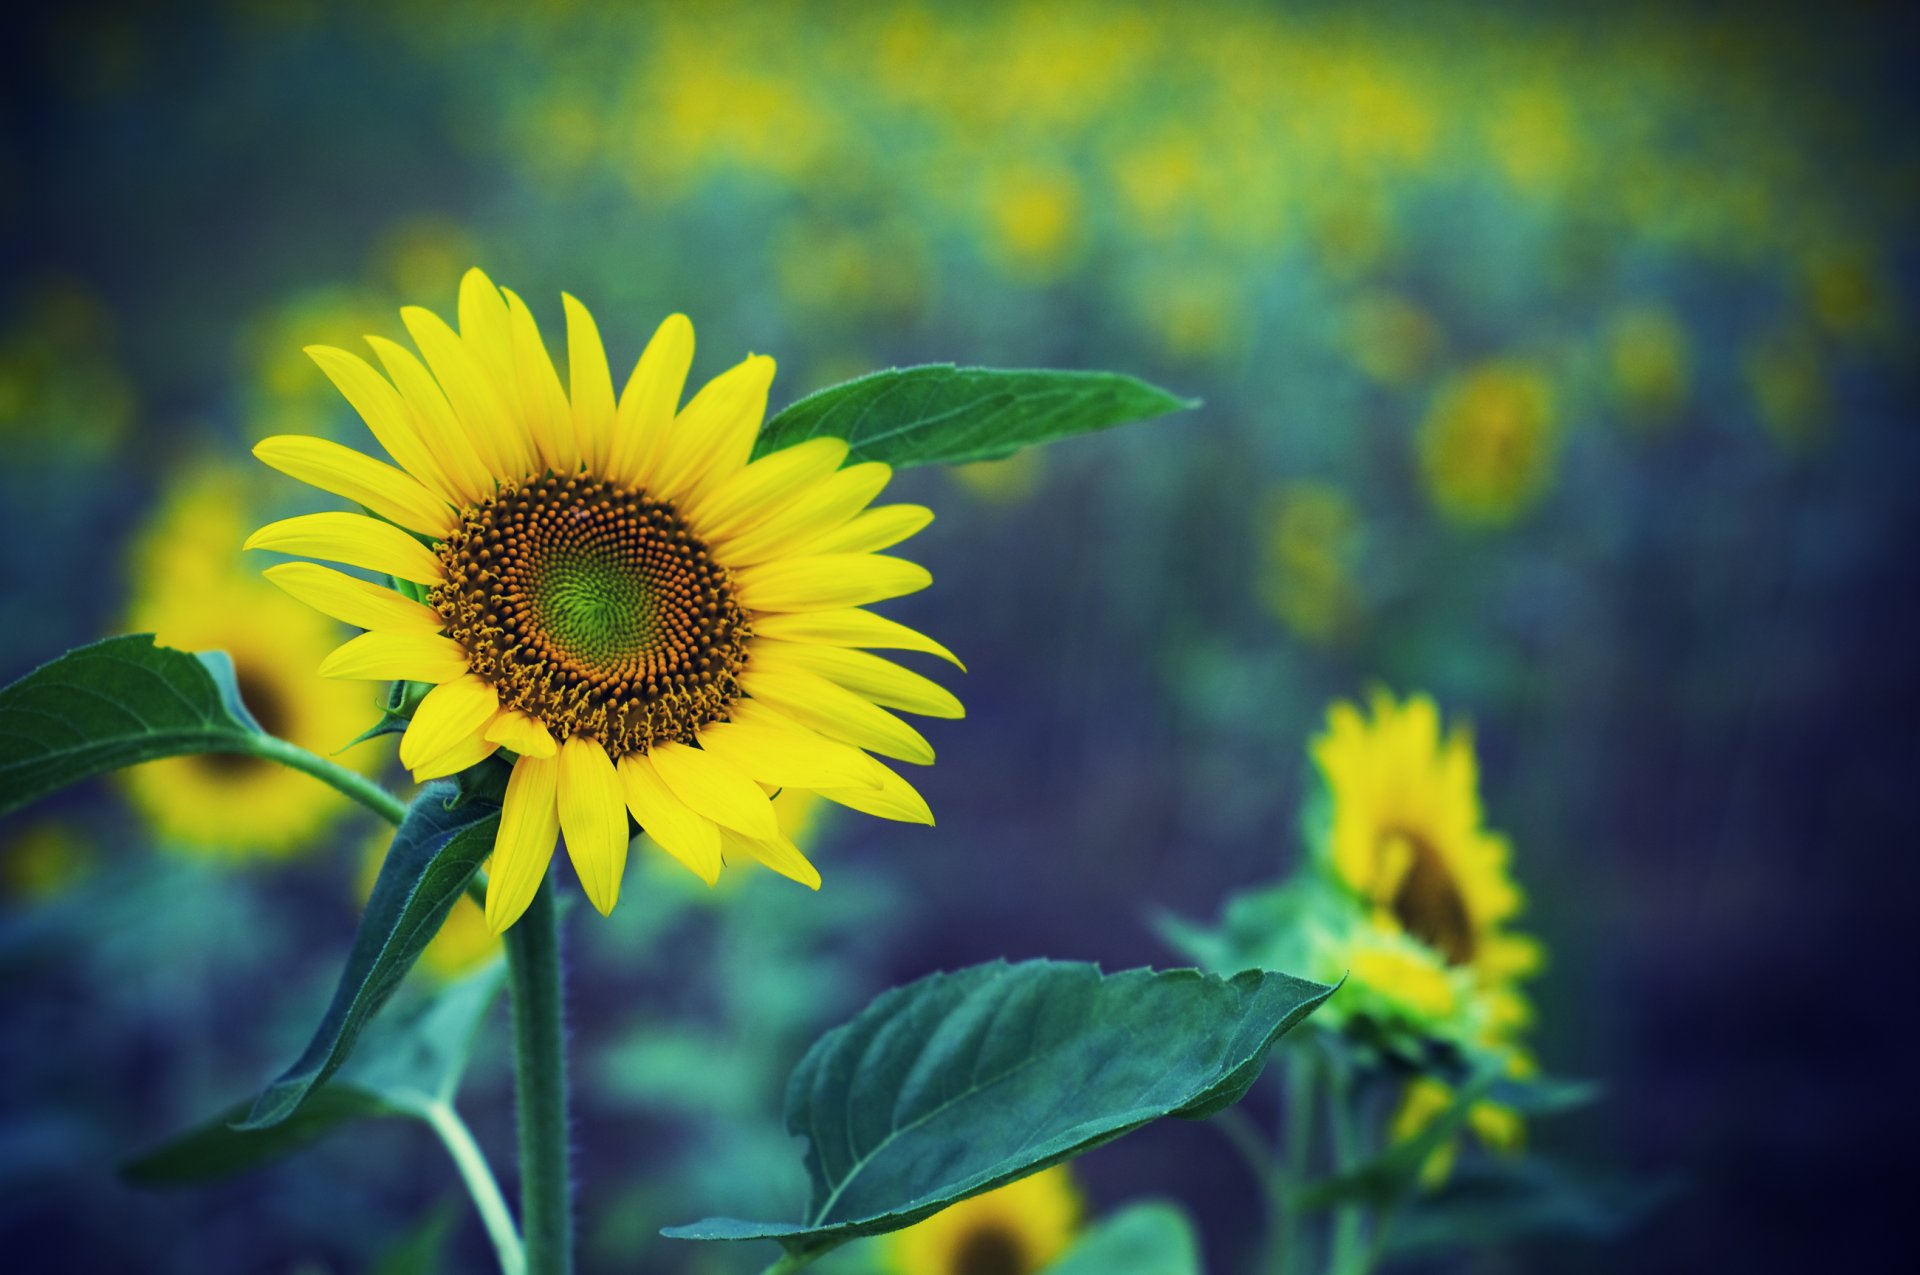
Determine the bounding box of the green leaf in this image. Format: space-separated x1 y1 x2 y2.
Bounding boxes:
239 786 501 1130
662 960 1334 1259
1299 1068 1499 1211
1385 1159 1679 1254
752 365 1197 468
1045 1201 1202 1275
123 962 506 1186
0 635 263 819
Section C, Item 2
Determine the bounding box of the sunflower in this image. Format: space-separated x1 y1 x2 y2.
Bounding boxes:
247 269 960 932
1417 360 1556 527
1390 1071 1527 1190
1310 691 1540 1028
125 463 379 858
881 1166 1081 1275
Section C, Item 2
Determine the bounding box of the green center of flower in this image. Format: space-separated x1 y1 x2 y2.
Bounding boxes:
1385 829 1476 967
430 472 751 755
952 1224 1029 1275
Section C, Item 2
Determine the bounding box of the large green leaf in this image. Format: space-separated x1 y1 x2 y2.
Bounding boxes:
0 635 263 818
239 787 501 1129
1045 1201 1202 1275
125 962 505 1185
663 960 1334 1260
752 365 1196 468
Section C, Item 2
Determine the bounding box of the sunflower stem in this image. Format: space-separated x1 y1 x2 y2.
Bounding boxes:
758 1252 818 1275
244 733 408 825
421 1098 525 1275
1324 1046 1369 1275
505 876 572 1275
1269 1043 1318 1275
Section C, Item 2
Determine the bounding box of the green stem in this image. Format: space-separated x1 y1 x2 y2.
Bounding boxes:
1324 1048 1367 1275
1270 1045 1317 1275
246 733 408 825
422 1099 526 1275
758 1253 817 1275
505 877 572 1275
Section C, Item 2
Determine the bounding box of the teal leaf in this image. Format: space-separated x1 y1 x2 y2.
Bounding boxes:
1045 1201 1202 1275
239 787 501 1129
1386 1159 1679 1254
124 963 505 1185
0 635 262 819
663 960 1334 1259
752 365 1197 468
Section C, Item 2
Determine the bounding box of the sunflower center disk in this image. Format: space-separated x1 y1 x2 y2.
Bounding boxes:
430 473 750 756
1385 829 1477 967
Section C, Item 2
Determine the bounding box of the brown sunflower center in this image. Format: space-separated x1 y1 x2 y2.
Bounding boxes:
1384 828 1476 966
952 1223 1030 1275
429 472 750 755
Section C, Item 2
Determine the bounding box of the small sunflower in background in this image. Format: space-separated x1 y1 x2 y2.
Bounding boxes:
247 269 961 932
123 462 381 858
1417 360 1557 528
881 1165 1081 1275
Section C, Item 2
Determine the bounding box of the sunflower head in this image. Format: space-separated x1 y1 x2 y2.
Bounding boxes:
248 269 961 931
881 1166 1082 1275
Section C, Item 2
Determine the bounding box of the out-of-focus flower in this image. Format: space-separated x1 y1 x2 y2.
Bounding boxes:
240 286 401 442
1607 306 1691 425
1346 292 1443 387
1802 240 1897 341
373 217 484 302
881 1165 1081 1275
123 462 381 858
0 280 135 456
1745 326 1831 452
0 820 96 904
949 449 1048 505
1257 482 1365 645
1418 361 1558 527
249 269 958 931
1486 85 1579 195
1390 1072 1527 1189
981 162 1086 280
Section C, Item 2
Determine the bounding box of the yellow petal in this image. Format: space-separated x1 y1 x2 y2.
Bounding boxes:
693 718 879 790
617 753 722 885
733 554 930 613
557 736 628 916
365 334 495 503
648 354 775 503
399 674 500 770
487 755 559 933
741 667 935 765
795 503 934 556
722 828 821 890
610 313 694 486
245 512 444 585
563 293 617 474
711 462 892 566
262 562 446 634
318 630 470 682
646 740 781 840
750 607 963 670
504 287 577 472
253 435 454 538
750 641 963 719
817 755 935 825
305 345 460 504
457 268 517 398
410 728 501 782
402 304 534 479
681 436 848 540
484 709 558 758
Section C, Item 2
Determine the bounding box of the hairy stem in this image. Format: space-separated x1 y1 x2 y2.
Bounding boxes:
505 877 572 1275
245 733 408 825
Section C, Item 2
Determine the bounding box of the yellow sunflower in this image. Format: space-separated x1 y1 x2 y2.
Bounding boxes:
881 1166 1081 1275
1417 361 1556 527
246 269 960 932
125 463 380 858
1310 691 1540 1025
1390 1071 1528 1190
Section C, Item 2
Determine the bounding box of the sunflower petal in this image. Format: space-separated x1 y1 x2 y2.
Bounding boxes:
741 667 935 765
733 554 930 612
750 606 963 670
262 562 445 634
402 303 534 479
710 462 892 565
318 629 469 682
564 293 617 474
646 740 781 839
365 334 495 503
693 718 879 790
484 708 557 758
557 736 628 916
253 435 454 538
457 267 517 394
751 641 963 719
398 674 500 770
610 313 694 486
410 728 502 782
504 287 577 471
816 755 935 825
618 753 722 885
794 503 934 556
305 345 460 504
681 436 848 539
648 354 775 503
722 828 821 890
486 755 560 933
245 512 444 584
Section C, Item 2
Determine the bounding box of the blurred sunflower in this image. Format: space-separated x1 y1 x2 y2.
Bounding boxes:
881 1166 1081 1275
1310 691 1540 1032
1417 361 1557 527
125 463 380 857
248 269 960 932
1390 1072 1527 1189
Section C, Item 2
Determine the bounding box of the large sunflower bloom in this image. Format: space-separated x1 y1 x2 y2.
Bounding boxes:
247 269 960 932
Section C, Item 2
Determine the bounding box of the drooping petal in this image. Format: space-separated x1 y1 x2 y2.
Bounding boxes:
504 287 577 471
484 708 558 758
305 345 460 504
253 435 454 538
732 553 930 613
486 755 560 933
680 436 848 539
793 503 934 556
750 606 964 669
710 462 892 566
557 736 628 915
721 828 821 890
741 667 935 765
816 755 935 825
365 335 494 503
410 728 502 782
563 293 617 474
618 753 722 885
609 313 694 486
693 718 879 790
262 562 446 634
318 630 469 682
647 354 775 503
398 674 500 771
646 740 782 840
750 641 963 719
245 512 445 585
